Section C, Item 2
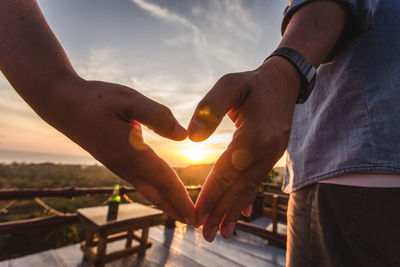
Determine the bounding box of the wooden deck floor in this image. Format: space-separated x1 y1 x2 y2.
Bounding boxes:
0 221 286 266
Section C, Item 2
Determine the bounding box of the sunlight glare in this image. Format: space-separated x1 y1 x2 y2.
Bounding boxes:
184 142 206 163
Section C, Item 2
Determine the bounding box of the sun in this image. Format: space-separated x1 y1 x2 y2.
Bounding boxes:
184 142 206 163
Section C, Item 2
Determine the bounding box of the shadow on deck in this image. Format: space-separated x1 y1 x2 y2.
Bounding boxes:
1 221 286 267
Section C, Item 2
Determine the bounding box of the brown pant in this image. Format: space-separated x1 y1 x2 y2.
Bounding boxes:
287 183 400 267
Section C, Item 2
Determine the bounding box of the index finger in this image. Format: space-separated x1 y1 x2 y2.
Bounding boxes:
93 121 196 225
194 136 254 226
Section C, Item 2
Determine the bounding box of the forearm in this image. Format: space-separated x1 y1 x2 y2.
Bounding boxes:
0 0 80 115
260 1 347 98
280 1 347 66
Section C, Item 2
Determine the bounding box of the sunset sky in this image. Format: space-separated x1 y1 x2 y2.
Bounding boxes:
0 0 287 166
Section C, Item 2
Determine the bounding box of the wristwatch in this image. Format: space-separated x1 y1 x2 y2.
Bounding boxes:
265 47 316 104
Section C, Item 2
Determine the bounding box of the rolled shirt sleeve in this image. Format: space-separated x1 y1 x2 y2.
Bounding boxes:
282 0 381 35
281 0 381 62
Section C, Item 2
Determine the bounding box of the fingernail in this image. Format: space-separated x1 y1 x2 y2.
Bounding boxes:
189 120 206 142
242 204 253 217
205 225 218 242
222 222 236 239
173 124 187 140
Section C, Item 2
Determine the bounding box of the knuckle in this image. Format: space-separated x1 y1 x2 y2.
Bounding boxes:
156 106 174 121
231 181 259 196
156 184 172 195
156 182 175 196
215 174 235 192
153 105 175 132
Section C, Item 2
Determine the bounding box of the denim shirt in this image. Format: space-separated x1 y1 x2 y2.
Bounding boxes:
283 0 400 193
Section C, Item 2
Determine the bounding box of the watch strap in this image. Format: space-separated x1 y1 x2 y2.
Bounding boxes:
265 47 316 104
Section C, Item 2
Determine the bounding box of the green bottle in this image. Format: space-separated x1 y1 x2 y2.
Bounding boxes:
107 185 120 220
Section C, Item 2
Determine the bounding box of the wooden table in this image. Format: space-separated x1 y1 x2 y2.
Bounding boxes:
77 203 163 267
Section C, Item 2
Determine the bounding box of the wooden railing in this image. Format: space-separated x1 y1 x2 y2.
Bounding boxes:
0 186 137 200
0 186 201 235
236 191 289 248
0 184 288 248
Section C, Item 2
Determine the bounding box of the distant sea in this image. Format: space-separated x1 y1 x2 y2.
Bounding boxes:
0 149 98 165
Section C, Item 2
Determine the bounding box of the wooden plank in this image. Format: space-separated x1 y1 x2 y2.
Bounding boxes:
125 229 133 248
0 214 79 235
52 240 203 267
91 231 129 246
263 193 289 205
149 225 240 266
0 185 200 201
263 209 287 222
10 250 62 267
139 226 150 256
137 237 204 267
74 226 285 267
236 221 286 248
107 239 204 267
262 183 284 194
149 224 285 267
232 229 286 266
0 186 136 200
104 245 142 263
6 224 286 267
271 196 278 234
80 243 97 262
85 228 95 247
96 235 107 266
53 244 85 267
77 203 162 230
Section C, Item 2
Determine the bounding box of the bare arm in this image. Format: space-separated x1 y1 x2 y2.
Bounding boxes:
0 0 76 113
0 0 196 224
189 1 347 241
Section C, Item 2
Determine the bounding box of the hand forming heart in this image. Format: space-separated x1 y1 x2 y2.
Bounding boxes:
47 78 196 225
63 56 299 238
188 56 300 242
0 0 299 234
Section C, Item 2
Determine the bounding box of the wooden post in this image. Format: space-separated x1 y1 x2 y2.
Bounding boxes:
139 226 149 256
126 229 133 248
272 194 278 234
85 228 95 247
95 234 107 267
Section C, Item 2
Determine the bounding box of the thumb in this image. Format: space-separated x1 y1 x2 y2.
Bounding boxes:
188 73 248 142
123 90 187 141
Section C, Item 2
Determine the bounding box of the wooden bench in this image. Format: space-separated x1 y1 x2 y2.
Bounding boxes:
77 203 162 267
236 191 289 248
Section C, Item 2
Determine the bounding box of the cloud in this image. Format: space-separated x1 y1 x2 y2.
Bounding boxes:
76 47 129 84
130 0 261 73
130 0 199 33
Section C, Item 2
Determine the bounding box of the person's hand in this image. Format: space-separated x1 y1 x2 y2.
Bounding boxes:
46 76 195 224
0 0 195 225
188 57 300 241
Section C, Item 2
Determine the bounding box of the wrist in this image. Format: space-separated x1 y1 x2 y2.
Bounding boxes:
257 56 301 105
42 73 87 132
